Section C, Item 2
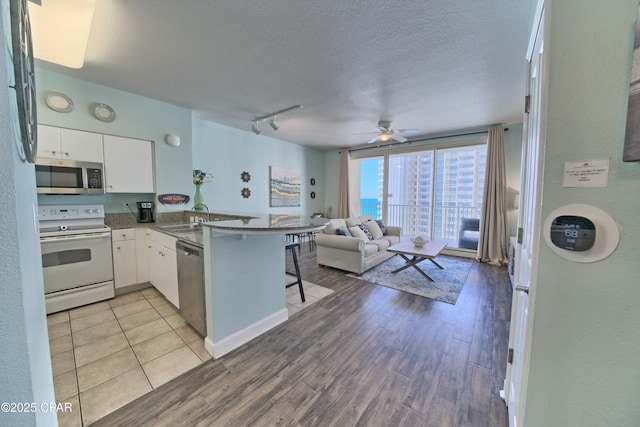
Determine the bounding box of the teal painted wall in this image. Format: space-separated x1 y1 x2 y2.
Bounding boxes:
0 1 56 424
34 69 326 216
524 1 640 426
35 68 193 213
209 233 286 341
192 117 326 215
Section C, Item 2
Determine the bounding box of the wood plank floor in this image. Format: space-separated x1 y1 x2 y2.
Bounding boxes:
92 245 512 427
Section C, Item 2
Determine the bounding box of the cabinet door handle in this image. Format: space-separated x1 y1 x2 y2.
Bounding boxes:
64 152 70 156
116 246 121 250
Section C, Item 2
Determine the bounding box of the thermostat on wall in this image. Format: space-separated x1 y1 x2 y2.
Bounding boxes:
543 204 619 263
549 215 596 251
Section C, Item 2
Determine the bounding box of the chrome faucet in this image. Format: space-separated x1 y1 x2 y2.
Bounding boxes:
191 203 210 224
191 203 210 213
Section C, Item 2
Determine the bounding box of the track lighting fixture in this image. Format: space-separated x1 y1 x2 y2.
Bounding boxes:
250 105 302 135
251 122 261 135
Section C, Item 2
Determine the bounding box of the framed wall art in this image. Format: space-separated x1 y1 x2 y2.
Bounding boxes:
269 166 301 207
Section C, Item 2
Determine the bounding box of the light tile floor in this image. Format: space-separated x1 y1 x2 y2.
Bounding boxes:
49 281 333 426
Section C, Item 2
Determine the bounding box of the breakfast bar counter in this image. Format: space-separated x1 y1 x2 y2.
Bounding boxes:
201 214 328 358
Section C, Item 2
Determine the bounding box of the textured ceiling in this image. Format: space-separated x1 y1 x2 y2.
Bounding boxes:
35 0 534 150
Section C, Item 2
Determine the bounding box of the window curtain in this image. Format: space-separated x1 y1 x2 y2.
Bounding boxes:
337 149 350 218
477 127 509 265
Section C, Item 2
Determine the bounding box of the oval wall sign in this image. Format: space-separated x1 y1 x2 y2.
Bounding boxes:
158 193 190 205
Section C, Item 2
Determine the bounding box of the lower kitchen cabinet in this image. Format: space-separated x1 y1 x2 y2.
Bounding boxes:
135 228 150 283
112 229 137 288
147 229 179 308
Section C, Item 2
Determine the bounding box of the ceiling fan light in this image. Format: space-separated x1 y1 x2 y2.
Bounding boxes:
251 122 262 135
269 117 279 131
379 133 391 142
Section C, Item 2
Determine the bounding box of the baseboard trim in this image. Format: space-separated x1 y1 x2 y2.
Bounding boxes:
115 282 152 296
205 309 289 359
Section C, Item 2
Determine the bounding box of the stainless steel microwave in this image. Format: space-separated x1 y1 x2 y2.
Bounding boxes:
35 158 105 195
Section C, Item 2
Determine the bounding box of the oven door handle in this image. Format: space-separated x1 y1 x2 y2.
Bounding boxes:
40 232 112 243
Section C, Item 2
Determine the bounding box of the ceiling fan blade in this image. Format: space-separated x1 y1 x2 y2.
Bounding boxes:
367 135 381 144
352 131 381 135
391 134 408 143
396 128 420 135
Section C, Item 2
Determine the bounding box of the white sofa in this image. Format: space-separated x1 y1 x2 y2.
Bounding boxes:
315 214 401 275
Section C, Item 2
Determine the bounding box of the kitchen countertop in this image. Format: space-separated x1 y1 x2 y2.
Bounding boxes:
203 214 329 235
107 211 328 246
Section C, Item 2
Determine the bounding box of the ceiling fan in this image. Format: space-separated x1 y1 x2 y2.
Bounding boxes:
354 120 419 144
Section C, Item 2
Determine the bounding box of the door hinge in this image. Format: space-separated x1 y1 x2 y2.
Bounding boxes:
524 95 531 114
508 348 514 364
517 227 523 244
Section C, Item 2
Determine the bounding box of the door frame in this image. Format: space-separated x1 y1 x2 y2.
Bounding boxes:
502 0 550 424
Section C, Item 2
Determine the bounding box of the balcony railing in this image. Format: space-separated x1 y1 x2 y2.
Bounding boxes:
360 202 481 249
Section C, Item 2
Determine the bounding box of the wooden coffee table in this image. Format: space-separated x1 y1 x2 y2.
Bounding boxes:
386 240 448 281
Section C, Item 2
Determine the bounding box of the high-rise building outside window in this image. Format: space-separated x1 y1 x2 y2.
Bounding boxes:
355 138 486 249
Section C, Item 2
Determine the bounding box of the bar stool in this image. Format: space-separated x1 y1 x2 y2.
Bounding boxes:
285 242 305 302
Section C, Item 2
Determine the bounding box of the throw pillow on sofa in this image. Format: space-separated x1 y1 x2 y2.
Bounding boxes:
357 223 374 240
349 225 370 240
375 220 387 235
363 220 384 240
335 226 352 237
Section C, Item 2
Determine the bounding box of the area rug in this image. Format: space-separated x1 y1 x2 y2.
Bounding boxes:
349 255 473 304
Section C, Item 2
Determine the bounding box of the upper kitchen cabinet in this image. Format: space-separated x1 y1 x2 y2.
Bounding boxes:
37 124 103 163
103 135 155 193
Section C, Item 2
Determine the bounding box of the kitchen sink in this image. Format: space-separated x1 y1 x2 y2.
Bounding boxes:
160 224 204 233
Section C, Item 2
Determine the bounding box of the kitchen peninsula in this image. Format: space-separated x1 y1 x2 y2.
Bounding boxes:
201 214 328 358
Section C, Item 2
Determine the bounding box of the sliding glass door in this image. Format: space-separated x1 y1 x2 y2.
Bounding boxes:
432 145 486 247
355 139 486 250
387 151 434 238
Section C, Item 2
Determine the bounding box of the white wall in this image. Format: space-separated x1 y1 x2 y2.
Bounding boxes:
524 1 640 425
0 1 56 424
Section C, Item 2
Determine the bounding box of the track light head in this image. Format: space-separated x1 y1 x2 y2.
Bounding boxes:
250 105 301 134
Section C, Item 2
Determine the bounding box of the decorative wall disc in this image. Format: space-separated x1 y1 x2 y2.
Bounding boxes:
45 92 74 113
310 191 316 199
310 178 316 186
241 171 251 182
93 103 116 122
241 188 251 198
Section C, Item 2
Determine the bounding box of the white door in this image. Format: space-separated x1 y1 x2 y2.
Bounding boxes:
504 2 547 426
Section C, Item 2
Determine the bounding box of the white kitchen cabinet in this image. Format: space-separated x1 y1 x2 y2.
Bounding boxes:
103 135 155 193
112 229 137 289
37 124 103 162
147 229 179 308
135 228 150 284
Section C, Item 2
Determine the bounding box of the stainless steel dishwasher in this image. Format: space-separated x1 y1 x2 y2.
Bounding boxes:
176 240 206 336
